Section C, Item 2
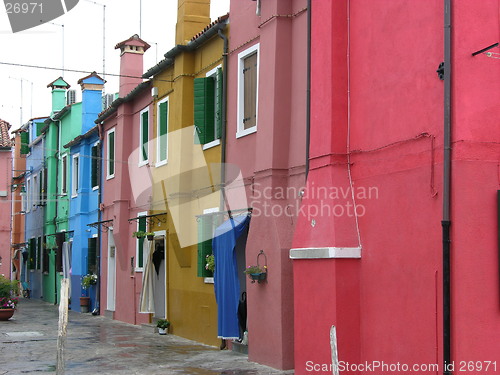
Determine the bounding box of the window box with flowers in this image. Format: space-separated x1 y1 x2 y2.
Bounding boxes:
0 275 19 320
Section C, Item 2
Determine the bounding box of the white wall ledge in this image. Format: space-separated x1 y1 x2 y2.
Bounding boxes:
289 247 362 259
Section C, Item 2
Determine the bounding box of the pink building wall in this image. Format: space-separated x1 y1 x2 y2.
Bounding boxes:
0 148 12 277
100 91 152 325
226 0 307 369
292 0 500 374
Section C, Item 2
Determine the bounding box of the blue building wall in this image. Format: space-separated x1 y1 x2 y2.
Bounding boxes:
24 118 47 299
67 73 104 312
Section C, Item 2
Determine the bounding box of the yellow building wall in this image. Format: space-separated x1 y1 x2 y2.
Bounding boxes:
149 28 227 347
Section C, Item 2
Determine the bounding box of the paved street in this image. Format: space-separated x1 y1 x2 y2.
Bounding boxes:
0 299 294 375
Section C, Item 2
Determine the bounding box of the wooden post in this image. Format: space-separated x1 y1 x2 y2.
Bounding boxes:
56 278 69 375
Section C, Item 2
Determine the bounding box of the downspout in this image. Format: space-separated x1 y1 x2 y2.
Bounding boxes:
93 139 102 315
218 28 228 211
305 0 311 179
442 0 452 374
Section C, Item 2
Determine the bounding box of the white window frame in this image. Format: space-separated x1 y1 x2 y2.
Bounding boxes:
139 107 149 167
106 128 115 180
91 141 100 191
26 177 31 213
135 211 148 271
71 154 80 198
237 43 260 139
202 65 222 150
32 174 38 209
202 207 219 284
61 154 68 195
156 96 169 167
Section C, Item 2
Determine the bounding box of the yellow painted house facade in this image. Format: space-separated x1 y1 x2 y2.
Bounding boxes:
142 0 228 346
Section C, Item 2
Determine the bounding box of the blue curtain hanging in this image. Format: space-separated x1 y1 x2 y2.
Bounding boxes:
213 214 251 339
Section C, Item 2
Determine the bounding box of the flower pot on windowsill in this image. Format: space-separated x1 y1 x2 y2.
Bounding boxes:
147 235 154 241
80 297 90 313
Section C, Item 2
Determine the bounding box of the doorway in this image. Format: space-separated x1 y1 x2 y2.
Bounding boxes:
107 230 116 311
152 235 166 319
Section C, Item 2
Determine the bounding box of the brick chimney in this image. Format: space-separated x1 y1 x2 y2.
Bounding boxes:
115 34 150 97
47 77 70 115
176 0 211 45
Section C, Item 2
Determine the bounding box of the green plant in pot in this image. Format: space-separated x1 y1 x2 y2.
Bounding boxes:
132 230 147 239
156 319 170 335
0 275 19 320
81 274 97 289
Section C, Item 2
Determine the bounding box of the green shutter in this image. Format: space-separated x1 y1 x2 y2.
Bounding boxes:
36 123 43 137
159 101 168 161
193 77 215 144
141 111 149 161
216 68 223 140
36 237 42 270
197 216 213 277
20 132 30 155
91 145 98 188
108 132 115 176
28 238 36 270
88 237 97 274
137 216 146 268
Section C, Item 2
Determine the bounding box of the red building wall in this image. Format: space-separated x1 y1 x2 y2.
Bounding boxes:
292 0 499 374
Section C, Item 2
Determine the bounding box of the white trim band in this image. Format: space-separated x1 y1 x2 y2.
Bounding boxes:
289 247 362 259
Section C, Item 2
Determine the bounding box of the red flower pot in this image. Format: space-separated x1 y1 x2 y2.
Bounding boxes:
0 308 15 321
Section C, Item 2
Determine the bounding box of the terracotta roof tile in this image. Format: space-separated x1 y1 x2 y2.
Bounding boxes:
190 14 229 42
0 118 13 148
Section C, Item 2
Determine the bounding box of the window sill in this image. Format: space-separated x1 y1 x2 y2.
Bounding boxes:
106 175 115 181
155 160 167 168
92 186 99 191
138 161 149 167
204 277 214 284
71 194 78 199
236 127 257 139
202 139 220 150
289 247 362 259
134 268 143 273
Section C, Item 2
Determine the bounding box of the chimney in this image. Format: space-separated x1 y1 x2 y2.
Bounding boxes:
78 72 106 133
115 34 150 97
47 77 70 115
176 0 211 45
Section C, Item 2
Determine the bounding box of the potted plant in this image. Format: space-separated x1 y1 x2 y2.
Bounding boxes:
145 232 155 241
81 274 97 289
205 254 215 273
79 294 90 313
0 275 19 321
132 230 147 239
243 265 267 283
156 319 170 335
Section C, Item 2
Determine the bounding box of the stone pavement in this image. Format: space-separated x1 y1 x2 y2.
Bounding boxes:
0 299 294 375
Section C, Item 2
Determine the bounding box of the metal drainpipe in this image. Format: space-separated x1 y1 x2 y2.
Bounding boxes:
442 0 452 373
218 28 228 212
93 139 102 315
305 0 311 180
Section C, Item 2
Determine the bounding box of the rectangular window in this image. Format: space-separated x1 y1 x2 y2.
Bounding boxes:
91 144 99 189
237 44 259 138
197 210 221 278
42 167 47 203
32 174 38 208
72 154 79 197
107 129 115 178
136 212 147 269
88 237 98 274
26 177 31 213
28 238 36 270
140 108 149 165
156 98 168 165
61 154 68 195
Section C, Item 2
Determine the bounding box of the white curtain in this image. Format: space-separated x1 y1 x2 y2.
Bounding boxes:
139 240 155 313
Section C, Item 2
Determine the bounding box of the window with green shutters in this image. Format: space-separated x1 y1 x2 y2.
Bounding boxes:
136 214 147 269
107 129 115 178
20 131 30 155
36 122 43 137
88 237 98 274
28 238 36 270
140 108 149 164
91 144 99 189
197 215 214 277
194 67 223 145
157 99 168 164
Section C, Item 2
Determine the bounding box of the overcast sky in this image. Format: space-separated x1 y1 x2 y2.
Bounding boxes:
0 0 230 131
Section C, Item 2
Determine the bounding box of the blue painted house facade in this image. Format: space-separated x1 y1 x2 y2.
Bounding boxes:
22 117 48 300
64 73 105 312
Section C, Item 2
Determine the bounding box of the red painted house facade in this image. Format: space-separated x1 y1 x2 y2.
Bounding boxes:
225 0 307 369
291 0 500 374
